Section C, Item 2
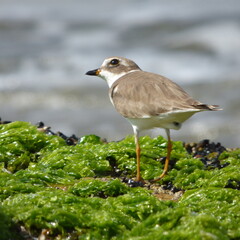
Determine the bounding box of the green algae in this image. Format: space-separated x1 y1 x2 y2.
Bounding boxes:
162 150 240 190
119 189 240 240
0 121 66 173
0 121 239 239
2 187 169 239
179 188 240 239
70 178 129 197
0 206 16 239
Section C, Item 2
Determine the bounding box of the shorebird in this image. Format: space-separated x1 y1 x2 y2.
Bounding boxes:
86 57 221 182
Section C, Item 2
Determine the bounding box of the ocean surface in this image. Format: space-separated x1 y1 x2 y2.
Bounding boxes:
0 0 240 147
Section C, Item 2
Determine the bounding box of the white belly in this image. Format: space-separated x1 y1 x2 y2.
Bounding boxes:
127 110 200 131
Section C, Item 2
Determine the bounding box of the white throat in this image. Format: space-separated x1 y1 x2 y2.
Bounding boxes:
99 69 140 88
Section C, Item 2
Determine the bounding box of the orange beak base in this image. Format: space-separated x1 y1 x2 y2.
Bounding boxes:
85 69 100 76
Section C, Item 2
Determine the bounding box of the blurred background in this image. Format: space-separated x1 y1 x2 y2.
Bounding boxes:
0 0 239 148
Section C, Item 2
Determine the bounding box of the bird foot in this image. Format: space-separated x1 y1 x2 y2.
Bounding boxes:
129 178 145 187
150 170 167 183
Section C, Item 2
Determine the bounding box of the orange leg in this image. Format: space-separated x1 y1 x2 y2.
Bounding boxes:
133 127 142 182
152 129 172 182
136 139 141 182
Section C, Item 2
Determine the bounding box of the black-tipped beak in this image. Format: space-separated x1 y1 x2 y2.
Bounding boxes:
85 69 100 76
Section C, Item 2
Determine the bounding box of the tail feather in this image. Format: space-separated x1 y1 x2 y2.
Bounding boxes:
195 104 222 111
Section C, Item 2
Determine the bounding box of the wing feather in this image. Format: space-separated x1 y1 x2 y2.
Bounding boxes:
109 71 216 118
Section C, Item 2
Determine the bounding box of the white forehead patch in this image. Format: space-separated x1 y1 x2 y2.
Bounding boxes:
101 58 111 67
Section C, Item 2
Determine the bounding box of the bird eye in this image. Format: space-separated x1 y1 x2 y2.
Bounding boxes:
110 59 119 65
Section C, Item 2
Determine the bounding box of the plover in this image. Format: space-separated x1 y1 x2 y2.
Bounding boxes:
86 56 221 182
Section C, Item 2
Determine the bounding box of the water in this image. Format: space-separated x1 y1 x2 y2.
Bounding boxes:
0 0 240 147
